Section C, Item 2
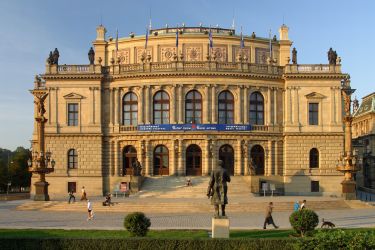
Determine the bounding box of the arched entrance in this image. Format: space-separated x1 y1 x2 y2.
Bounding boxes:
186 144 202 176
123 146 137 176
219 144 234 175
250 145 265 175
153 145 169 175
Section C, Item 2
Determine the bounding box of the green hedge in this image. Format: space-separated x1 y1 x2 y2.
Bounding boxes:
0 238 296 250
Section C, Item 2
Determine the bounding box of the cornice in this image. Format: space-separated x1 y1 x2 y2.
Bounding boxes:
283 73 346 80
41 74 104 80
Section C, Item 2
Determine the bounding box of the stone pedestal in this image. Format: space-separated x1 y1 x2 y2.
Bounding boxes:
212 216 230 238
34 181 50 201
341 180 356 200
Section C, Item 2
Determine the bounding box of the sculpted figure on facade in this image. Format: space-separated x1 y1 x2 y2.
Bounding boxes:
132 158 142 176
328 48 337 65
88 47 95 65
292 47 297 64
52 48 60 65
207 160 231 217
47 51 53 65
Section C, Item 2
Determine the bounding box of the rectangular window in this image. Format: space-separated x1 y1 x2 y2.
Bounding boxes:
311 181 319 192
68 103 79 126
309 103 319 125
68 182 76 193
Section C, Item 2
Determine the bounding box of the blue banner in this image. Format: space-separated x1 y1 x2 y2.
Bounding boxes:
138 124 252 132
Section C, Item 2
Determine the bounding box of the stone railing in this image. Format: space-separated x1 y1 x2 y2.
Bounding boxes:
284 64 341 74
45 64 102 74
120 125 138 132
112 61 283 75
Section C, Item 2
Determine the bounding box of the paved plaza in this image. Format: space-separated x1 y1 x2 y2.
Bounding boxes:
0 199 374 230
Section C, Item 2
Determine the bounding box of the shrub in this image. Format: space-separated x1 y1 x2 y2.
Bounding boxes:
124 212 151 237
289 209 319 237
296 229 375 249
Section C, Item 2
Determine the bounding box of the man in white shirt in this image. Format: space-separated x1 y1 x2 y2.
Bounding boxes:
87 200 93 220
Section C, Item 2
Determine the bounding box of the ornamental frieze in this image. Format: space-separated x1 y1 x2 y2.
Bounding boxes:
159 46 177 62
233 46 250 62
255 48 270 64
211 45 228 62
184 45 203 61
117 49 130 64
135 47 153 63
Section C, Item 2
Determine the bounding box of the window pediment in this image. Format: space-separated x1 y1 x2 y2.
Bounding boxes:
305 92 326 99
63 93 85 100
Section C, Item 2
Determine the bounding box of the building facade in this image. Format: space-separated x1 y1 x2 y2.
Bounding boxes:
31 24 348 198
353 92 375 189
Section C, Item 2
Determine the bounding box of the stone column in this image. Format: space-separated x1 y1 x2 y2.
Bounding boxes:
235 86 242 124
235 140 242 175
267 87 272 125
211 85 217 123
293 87 299 125
114 141 119 176
145 140 152 175
266 140 273 176
203 85 210 123
171 139 178 175
178 85 184 124
203 139 210 175
336 87 342 124
47 88 51 124
89 87 95 124
286 87 292 125
114 88 120 126
243 86 249 124
211 140 217 173
273 88 277 125
243 140 249 175
145 86 151 124
274 140 279 175
138 87 144 125
109 88 114 126
95 87 101 124
178 139 184 175
170 85 176 124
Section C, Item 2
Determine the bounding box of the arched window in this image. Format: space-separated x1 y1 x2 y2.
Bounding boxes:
68 149 78 169
186 144 202 176
309 148 319 168
153 91 170 124
249 92 264 125
122 92 138 125
218 91 234 124
185 90 202 124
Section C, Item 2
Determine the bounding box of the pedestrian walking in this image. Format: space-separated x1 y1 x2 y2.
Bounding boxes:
87 200 94 220
81 186 87 201
263 202 279 229
68 191 76 204
300 200 306 210
293 201 300 211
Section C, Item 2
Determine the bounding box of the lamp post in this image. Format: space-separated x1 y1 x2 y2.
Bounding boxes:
336 77 360 200
28 76 55 201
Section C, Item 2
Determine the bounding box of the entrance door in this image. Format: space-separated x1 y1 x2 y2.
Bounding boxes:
219 144 234 175
123 146 137 176
186 144 202 176
250 145 265 175
153 145 169 175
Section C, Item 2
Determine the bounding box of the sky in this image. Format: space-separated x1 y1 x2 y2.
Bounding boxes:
0 0 374 150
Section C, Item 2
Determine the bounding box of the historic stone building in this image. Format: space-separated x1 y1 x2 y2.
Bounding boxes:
31 24 349 198
353 92 375 189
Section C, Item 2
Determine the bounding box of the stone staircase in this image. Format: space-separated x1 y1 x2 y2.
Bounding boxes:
15 176 368 214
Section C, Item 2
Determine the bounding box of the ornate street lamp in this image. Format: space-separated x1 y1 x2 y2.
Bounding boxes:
28 76 55 201
336 77 361 200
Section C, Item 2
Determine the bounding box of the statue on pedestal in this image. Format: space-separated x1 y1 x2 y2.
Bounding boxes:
88 47 95 65
292 47 297 64
132 158 142 176
328 48 337 65
207 160 231 217
52 48 60 65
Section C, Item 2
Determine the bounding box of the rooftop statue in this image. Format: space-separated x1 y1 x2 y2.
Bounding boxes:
292 47 297 64
88 47 95 65
328 48 337 65
207 160 231 217
47 51 53 65
52 48 60 65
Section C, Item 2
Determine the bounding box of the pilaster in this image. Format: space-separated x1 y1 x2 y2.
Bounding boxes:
243 86 249 124
211 85 217 123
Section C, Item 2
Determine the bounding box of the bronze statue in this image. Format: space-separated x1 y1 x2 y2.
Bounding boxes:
132 158 142 176
47 51 53 65
328 48 337 65
88 47 95 65
292 47 297 64
52 48 59 65
207 160 231 217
